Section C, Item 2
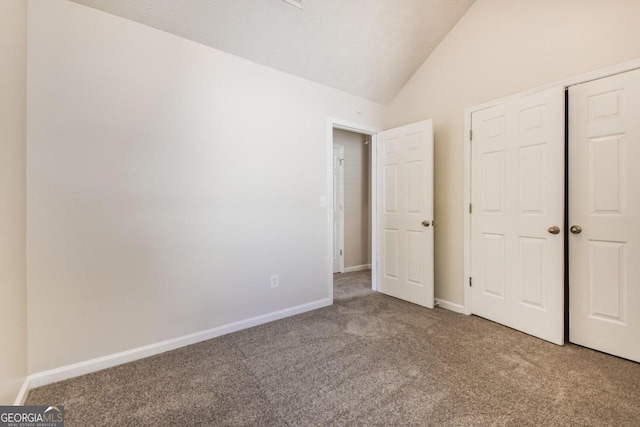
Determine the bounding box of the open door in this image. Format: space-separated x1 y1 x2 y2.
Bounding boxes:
377 120 434 308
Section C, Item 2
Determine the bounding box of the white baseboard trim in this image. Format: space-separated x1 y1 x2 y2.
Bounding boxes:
434 298 467 315
13 377 31 405
26 298 332 390
343 264 371 273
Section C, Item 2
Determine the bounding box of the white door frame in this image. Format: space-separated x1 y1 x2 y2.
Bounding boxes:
333 144 345 273
463 57 640 316
327 119 381 302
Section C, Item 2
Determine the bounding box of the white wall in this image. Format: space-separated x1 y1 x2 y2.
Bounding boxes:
387 0 640 305
27 0 385 373
333 129 370 269
0 0 27 404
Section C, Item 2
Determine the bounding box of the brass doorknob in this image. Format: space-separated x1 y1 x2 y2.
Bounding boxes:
548 226 560 235
421 220 430 227
570 225 582 234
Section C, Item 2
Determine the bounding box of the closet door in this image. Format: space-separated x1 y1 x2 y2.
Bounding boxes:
470 86 565 345
569 69 640 362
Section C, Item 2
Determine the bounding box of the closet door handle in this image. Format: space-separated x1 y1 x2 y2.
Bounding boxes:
421 220 431 227
570 225 582 234
548 226 561 235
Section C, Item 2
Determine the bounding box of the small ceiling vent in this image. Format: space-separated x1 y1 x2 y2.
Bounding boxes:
282 0 304 9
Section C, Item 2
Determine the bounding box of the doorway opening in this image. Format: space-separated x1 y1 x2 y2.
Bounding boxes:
332 128 373 300
327 120 379 303
328 118 435 307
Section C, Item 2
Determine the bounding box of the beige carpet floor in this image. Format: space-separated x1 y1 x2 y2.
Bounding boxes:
27 270 640 426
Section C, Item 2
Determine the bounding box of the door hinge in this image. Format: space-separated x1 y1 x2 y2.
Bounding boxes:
469 277 473 287
469 129 473 141
469 203 472 214
340 249 343 256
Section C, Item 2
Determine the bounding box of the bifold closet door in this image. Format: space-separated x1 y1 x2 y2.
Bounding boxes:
569 69 640 363
470 86 565 345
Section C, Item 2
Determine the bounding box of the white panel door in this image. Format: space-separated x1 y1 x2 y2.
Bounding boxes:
471 86 565 345
333 145 344 274
377 120 434 308
569 69 640 362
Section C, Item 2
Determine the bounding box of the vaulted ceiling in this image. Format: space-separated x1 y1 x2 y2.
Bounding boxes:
70 0 475 104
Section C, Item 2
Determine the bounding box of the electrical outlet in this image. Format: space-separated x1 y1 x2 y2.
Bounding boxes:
270 274 279 288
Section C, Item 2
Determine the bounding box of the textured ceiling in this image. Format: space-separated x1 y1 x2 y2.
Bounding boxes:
70 0 475 104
